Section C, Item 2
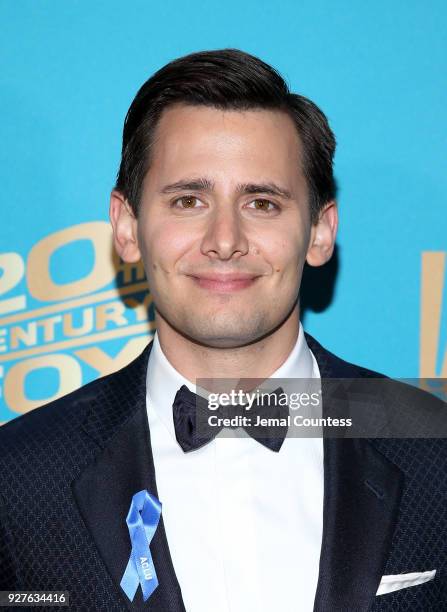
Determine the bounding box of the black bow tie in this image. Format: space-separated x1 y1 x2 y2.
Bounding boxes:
172 384 289 453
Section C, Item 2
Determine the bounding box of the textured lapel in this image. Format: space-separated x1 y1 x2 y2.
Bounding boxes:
306 334 405 612
71 341 186 612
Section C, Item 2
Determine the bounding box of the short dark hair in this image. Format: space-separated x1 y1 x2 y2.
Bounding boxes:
115 48 336 224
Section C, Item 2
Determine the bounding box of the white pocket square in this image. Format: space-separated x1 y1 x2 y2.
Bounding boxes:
376 570 436 596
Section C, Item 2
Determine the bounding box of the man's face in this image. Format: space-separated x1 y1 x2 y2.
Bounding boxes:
121 105 324 348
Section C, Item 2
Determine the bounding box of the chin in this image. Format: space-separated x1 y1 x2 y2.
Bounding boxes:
179 319 277 349
157 304 291 348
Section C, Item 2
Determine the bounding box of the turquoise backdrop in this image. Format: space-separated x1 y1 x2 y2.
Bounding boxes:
1 0 446 421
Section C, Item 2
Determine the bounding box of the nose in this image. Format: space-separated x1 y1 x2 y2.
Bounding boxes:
200 204 249 261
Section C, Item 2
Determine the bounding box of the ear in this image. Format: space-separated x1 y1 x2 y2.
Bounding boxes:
306 200 338 267
109 190 141 263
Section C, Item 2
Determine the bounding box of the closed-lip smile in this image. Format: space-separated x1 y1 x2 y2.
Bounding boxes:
189 272 260 292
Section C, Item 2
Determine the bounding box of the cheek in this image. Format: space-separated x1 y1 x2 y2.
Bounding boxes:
260 234 307 275
139 221 195 271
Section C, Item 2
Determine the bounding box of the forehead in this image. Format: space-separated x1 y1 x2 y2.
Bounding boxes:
145 104 304 189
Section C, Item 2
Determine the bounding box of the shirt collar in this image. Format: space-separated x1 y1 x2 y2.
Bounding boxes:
146 323 318 440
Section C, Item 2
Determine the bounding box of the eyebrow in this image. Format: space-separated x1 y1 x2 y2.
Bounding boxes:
159 177 293 200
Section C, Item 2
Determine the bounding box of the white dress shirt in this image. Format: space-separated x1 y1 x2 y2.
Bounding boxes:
146 323 323 612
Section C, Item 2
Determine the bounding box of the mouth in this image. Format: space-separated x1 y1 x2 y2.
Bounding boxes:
188 274 260 293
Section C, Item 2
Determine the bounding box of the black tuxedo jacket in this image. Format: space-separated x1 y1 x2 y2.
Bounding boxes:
0 333 446 611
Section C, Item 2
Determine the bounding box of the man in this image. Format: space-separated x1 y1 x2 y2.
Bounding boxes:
0 49 446 612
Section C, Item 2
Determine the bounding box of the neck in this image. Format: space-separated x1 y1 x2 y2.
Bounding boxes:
154 307 301 384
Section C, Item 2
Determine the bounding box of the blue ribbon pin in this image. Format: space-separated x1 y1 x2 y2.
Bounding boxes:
120 490 162 602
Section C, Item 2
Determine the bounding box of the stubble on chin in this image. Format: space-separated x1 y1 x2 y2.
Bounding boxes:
168 307 276 348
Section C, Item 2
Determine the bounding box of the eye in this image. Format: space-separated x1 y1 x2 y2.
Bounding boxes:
172 195 205 209
246 198 279 212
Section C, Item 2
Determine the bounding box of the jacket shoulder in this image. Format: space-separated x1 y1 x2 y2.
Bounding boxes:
0 341 151 458
305 331 387 379
0 373 102 461
305 332 447 457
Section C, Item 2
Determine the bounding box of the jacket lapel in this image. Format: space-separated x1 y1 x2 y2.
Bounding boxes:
71 341 185 611
306 334 405 612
